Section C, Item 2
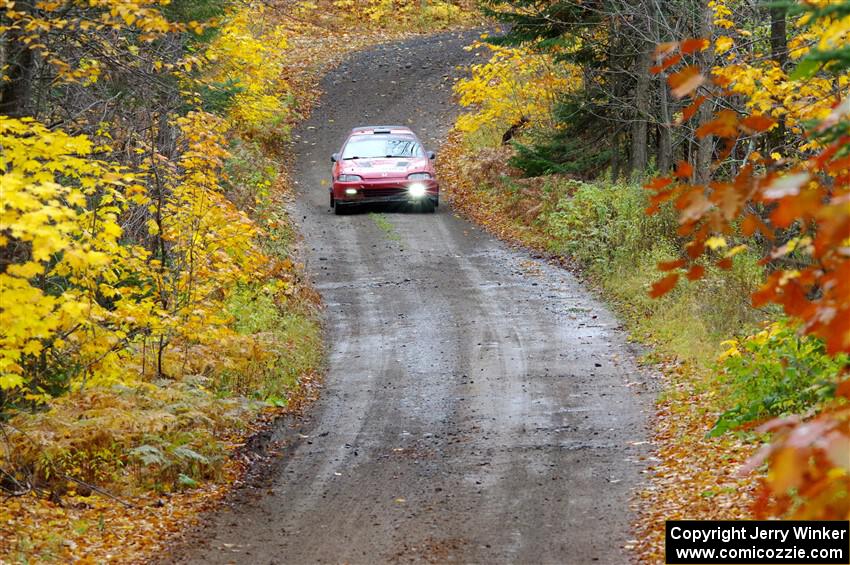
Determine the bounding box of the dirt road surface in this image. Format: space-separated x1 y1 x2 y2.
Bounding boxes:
170 30 653 564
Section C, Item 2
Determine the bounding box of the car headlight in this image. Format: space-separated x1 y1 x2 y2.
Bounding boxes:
407 172 433 180
408 183 427 197
337 174 362 182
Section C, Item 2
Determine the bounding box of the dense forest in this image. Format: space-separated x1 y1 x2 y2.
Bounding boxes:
2 0 849 560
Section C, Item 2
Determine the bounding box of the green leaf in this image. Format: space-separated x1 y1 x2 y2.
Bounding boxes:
172 446 209 464
129 445 167 467
177 473 198 488
790 58 820 80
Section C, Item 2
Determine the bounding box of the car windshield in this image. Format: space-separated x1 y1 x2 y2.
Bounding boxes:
342 135 423 159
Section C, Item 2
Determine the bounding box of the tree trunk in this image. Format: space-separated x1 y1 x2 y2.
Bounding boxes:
768 5 788 154
0 17 35 117
650 0 673 175
657 76 673 174
611 132 622 183
770 6 788 69
628 1 652 182
695 1 715 184
630 50 651 180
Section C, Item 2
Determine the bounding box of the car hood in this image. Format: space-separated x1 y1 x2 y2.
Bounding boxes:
339 157 430 179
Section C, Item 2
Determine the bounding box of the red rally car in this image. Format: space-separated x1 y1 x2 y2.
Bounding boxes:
330 126 439 214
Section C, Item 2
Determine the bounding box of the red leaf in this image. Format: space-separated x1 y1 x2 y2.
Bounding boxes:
658 259 687 271
835 378 850 399
674 160 693 179
644 176 673 191
680 38 709 55
686 240 705 259
716 257 733 270
649 273 680 298
686 265 705 280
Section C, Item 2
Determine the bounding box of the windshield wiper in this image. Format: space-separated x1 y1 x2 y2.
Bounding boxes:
342 156 360 160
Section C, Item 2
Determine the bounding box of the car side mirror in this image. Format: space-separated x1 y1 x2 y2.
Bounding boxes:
427 151 436 160
331 153 340 162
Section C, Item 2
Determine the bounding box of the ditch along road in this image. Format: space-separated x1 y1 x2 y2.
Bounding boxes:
171 30 653 564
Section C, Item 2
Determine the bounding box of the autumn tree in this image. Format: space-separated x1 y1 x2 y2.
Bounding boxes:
646 0 850 519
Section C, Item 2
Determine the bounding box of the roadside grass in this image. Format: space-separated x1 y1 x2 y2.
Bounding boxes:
370 212 403 243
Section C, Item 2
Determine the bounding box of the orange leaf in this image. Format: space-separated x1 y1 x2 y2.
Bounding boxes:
716 257 733 270
669 65 705 99
677 190 712 222
741 215 758 237
762 172 811 199
656 53 682 73
650 188 676 205
713 183 742 220
654 42 678 59
826 155 850 174
681 95 707 122
741 214 774 241
649 273 680 298
770 190 819 228
740 114 776 133
680 38 709 55
696 109 739 138
752 283 777 308
835 378 850 399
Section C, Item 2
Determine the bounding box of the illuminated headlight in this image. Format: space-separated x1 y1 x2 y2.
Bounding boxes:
345 188 357 195
338 174 362 182
408 183 427 198
407 172 432 180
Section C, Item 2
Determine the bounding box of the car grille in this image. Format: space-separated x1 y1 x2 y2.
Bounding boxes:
362 187 408 198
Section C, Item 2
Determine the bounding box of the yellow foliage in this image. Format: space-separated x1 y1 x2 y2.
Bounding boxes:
710 8 850 135
151 111 270 355
1 0 187 84
0 117 154 392
203 7 290 133
361 0 469 27
0 111 274 397
454 41 575 141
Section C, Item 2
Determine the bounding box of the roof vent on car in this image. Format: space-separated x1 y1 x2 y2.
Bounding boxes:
351 125 410 134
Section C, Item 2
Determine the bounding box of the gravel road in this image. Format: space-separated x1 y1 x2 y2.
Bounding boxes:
171 30 653 564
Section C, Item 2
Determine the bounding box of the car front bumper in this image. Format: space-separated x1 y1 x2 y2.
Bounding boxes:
333 178 439 204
